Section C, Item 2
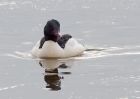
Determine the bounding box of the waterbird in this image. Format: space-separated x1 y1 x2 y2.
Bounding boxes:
31 19 85 58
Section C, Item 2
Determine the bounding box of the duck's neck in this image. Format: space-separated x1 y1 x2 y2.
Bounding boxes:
44 33 60 42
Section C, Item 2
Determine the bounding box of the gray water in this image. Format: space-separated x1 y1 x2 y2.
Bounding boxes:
0 0 140 99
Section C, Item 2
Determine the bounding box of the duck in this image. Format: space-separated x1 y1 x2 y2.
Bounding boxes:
31 19 85 58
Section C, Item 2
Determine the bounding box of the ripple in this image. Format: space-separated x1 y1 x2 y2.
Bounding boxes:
4 51 33 60
135 90 140 93
0 1 16 6
0 84 25 91
3 45 140 61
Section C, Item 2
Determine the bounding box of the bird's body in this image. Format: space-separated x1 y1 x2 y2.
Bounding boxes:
31 38 85 58
31 19 85 58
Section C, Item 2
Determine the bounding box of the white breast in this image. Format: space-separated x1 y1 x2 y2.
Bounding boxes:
31 38 85 58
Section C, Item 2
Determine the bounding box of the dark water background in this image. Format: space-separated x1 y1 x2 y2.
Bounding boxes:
0 0 140 99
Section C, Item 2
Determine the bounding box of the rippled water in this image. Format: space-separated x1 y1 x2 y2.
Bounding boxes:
0 0 140 99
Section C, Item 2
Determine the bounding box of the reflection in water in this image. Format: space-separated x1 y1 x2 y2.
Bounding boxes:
44 68 62 91
39 59 71 91
59 64 69 69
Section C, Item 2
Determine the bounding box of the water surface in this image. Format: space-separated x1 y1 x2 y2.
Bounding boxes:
0 0 140 99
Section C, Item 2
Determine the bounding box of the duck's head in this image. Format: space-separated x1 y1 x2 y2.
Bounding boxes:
44 19 60 42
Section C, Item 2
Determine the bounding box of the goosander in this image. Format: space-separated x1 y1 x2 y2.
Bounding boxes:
31 19 85 58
